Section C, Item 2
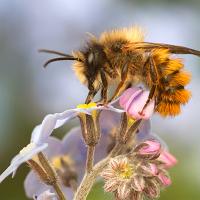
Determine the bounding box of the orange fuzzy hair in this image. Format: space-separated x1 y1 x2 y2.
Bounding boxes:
150 49 191 116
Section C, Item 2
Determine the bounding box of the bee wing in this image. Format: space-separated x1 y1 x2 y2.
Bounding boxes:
127 42 200 57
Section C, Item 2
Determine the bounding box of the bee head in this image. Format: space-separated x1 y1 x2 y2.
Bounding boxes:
84 43 108 89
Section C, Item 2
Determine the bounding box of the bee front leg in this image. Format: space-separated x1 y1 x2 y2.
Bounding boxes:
98 70 108 104
85 86 99 104
109 65 129 102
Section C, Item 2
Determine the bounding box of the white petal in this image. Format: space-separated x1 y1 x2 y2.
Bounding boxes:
0 143 47 183
36 190 57 200
103 105 125 113
24 171 50 198
31 125 42 144
108 97 120 105
31 115 58 144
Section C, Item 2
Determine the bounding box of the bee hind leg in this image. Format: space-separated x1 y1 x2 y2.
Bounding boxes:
139 85 157 115
140 54 159 114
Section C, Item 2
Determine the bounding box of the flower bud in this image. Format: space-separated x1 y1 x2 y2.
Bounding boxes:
119 87 155 120
134 140 161 159
158 150 177 168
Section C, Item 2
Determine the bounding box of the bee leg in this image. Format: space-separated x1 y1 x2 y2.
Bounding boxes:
99 70 108 104
140 85 157 114
85 87 99 104
109 66 129 102
140 55 159 113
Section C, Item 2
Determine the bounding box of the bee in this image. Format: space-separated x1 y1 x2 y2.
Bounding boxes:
40 26 200 117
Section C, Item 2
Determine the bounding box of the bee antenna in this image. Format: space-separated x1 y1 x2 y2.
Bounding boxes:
39 49 73 57
43 57 80 68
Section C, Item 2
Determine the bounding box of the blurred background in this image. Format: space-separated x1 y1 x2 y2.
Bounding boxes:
0 0 200 199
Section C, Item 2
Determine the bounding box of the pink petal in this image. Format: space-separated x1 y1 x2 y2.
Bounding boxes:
127 91 155 120
139 140 161 155
149 163 158 176
119 87 142 108
159 150 177 168
158 173 172 186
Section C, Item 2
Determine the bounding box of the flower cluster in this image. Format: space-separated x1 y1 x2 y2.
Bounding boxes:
0 86 178 200
101 140 176 200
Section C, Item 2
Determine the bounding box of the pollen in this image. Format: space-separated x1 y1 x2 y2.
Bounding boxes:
127 116 136 127
77 102 97 109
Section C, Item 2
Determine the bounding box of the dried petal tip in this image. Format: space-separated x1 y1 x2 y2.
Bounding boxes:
135 140 161 159
119 87 155 120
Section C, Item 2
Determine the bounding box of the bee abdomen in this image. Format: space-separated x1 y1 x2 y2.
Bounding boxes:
151 49 192 116
157 69 191 116
156 88 191 117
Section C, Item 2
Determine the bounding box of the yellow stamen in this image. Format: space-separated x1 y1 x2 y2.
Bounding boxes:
51 155 72 169
77 102 97 109
118 164 134 179
127 116 136 127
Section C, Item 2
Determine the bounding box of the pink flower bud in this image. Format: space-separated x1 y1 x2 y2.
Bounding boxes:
135 140 161 159
159 150 177 168
158 173 171 186
119 87 155 120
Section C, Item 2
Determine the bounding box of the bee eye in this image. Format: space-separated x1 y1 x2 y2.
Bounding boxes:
88 53 94 64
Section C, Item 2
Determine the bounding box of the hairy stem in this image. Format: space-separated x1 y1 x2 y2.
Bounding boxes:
74 115 142 200
86 146 95 173
53 182 66 200
38 152 66 200
74 143 122 200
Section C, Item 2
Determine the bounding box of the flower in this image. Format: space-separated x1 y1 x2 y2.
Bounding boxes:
24 130 80 199
101 140 175 200
23 126 108 199
0 127 48 183
23 109 151 199
119 87 155 120
0 101 124 184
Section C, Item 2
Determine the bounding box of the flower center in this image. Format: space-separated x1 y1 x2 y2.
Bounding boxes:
76 102 97 109
127 116 136 127
77 102 98 118
118 164 134 179
51 155 78 187
51 155 72 169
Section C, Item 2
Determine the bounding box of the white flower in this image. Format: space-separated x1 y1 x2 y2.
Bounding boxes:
0 127 48 183
0 101 124 183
